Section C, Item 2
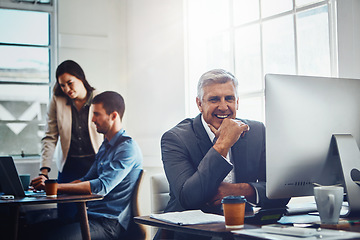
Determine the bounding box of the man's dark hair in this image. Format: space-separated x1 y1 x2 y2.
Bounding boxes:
92 91 125 120
53 60 95 96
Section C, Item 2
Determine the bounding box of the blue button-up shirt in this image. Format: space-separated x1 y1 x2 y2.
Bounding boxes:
80 128 143 229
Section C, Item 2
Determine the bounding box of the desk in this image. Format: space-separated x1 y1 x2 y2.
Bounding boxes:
0 194 103 240
135 215 360 240
134 215 258 240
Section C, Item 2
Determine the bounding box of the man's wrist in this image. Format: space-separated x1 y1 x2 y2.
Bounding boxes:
213 142 230 158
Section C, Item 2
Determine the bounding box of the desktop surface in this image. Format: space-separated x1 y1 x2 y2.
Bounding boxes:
135 215 256 240
0 193 104 240
0 193 103 205
135 214 360 240
137 197 359 240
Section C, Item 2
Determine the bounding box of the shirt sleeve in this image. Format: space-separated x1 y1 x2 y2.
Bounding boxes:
221 154 232 166
85 140 138 195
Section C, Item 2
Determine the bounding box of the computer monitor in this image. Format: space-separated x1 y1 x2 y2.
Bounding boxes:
265 74 360 215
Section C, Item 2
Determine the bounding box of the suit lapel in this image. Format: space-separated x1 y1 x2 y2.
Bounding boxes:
193 114 213 158
192 114 249 180
231 135 248 182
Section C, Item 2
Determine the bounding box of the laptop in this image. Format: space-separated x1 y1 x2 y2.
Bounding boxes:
0 156 45 197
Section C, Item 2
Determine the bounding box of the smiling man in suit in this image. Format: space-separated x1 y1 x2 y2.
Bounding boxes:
158 69 288 239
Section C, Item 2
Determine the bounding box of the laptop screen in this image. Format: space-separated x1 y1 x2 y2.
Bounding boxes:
0 156 26 197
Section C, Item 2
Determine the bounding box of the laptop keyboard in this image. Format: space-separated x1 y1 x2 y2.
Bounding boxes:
25 190 46 197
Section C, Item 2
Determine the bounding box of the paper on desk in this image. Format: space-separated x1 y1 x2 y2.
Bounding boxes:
232 228 360 240
150 210 225 225
278 214 320 224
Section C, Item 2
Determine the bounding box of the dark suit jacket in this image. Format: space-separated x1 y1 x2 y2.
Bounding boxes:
161 114 288 215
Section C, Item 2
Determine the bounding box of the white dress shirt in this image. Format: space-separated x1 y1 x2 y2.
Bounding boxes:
201 116 259 204
201 116 234 183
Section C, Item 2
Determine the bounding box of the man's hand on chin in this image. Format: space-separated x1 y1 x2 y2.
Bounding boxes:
209 119 249 157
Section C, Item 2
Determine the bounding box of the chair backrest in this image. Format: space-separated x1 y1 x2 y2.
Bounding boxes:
150 172 170 214
132 169 145 218
124 169 146 240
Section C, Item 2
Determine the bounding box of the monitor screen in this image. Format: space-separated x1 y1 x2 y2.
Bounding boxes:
265 74 360 200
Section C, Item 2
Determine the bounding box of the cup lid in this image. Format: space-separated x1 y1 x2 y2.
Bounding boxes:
221 195 247 204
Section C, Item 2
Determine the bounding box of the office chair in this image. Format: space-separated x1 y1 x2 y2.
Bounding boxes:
123 169 146 240
150 172 170 214
150 172 173 239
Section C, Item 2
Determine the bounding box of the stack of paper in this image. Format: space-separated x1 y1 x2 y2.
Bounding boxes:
150 210 225 225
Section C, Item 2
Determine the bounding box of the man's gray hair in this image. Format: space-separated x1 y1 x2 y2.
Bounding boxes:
197 69 239 101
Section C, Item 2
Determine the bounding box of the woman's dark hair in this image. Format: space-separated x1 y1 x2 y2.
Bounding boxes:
53 60 95 96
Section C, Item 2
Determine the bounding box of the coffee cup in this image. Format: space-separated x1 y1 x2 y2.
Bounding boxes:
19 174 30 191
314 186 343 224
222 195 247 229
45 179 58 197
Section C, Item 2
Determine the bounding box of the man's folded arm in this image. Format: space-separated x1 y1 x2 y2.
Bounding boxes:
161 131 232 209
57 180 92 195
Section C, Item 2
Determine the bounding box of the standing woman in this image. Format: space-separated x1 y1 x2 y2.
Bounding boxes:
31 60 103 218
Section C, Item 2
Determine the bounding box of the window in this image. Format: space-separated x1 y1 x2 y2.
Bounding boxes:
186 0 336 122
0 1 57 156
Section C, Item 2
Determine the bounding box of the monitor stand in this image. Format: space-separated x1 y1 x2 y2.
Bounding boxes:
332 134 360 217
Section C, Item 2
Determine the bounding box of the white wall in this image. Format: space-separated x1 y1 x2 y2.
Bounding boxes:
58 0 127 97
125 0 186 167
337 0 360 79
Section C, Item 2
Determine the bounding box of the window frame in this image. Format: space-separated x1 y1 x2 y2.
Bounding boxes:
0 0 57 157
185 0 338 122
0 0 58 87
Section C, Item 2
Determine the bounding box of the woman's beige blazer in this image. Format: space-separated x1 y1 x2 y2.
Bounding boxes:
40 92 103 173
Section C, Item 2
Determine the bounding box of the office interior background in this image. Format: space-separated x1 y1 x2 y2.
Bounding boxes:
0 0 360 238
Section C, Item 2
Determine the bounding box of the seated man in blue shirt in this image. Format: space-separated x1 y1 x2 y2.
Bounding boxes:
29 91 143 240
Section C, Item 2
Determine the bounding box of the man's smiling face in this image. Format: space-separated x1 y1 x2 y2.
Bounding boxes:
196 81 239 129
